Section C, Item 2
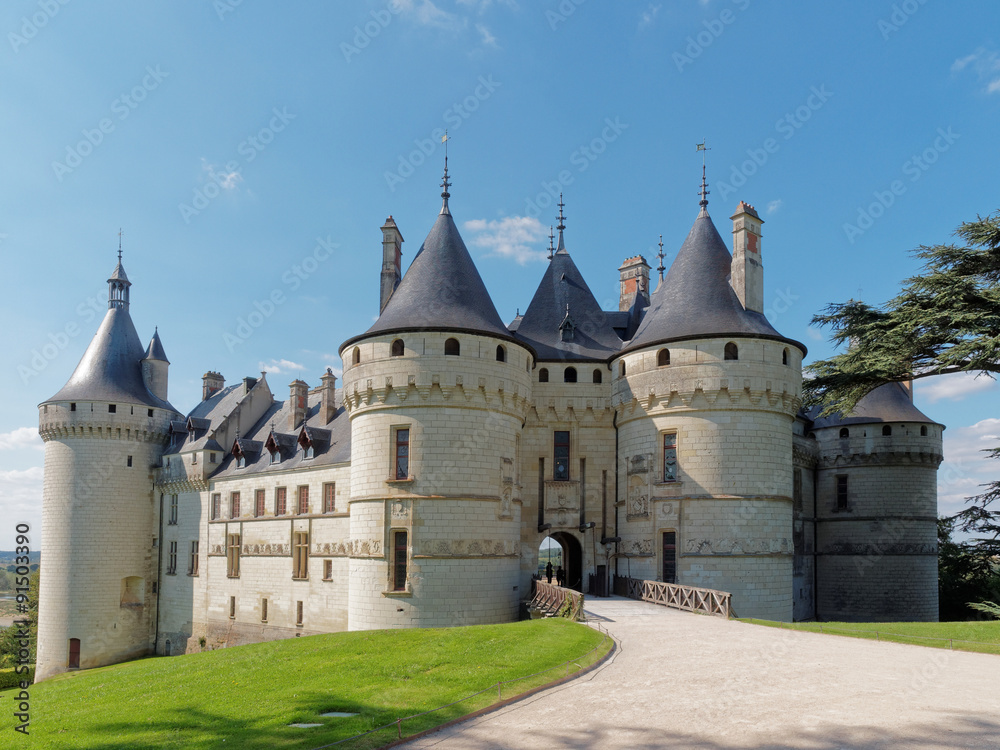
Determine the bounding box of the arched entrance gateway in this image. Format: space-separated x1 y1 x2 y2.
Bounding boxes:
546 532 583 591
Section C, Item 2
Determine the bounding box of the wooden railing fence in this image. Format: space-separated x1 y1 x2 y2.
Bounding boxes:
528 581 586 621
613 575 732 618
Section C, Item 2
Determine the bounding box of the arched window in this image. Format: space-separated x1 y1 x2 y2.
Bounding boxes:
839 428 850 438
882 425 892 436
920 425 928 436
539 368 549 383
619 361 626 377
657 349 670 367
593 369 602 383
390 339 404 357
782 348 789 366
496 345 506 362
724 342 738 361
564 367 577 383
445 338 460 355
352 347 361 366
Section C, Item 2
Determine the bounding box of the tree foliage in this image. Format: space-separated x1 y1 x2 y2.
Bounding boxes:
0 571 38 669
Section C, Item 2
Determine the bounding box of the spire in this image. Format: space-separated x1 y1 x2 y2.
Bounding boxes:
696 141 711 213
440 131 451 215
657 234 665 283
108 231 131 311
548 225 555 261
556 194 566 253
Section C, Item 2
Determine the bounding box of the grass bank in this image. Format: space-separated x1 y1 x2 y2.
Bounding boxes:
739 618 1000 655
13 618 609 749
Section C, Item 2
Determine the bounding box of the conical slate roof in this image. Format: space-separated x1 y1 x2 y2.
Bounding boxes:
623 209 799 354
807 382 940 429
515 245 623 361
343 207 513 348
144 329 169 362
44 306 175 411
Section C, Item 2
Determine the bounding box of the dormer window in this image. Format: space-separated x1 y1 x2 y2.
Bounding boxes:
237 455 246 469
304 445 315 459
270 450 281 465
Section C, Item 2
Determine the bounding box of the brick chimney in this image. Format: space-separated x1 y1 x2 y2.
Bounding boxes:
731 201 764 313
618 256 650 311
320 368 337 424
380 216 404 313
202 371 224 401
289 380 308 431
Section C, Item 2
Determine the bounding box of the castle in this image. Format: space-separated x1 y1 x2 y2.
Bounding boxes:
34 168 944 681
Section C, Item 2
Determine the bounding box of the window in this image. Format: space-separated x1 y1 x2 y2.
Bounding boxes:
236 455 246 469
724 342 738 361
392 530 408 591
564 367 577 383
663 433 677 482
168 494 178 524
255 489 265 518
189 541 199 575
270 449 281 465
352 347 361 365
782 348 789 365
68 638 80 669
210 452 217 463
323 559 333 580
593 369 602 384
619 361 626 377
444 337 460 355
296 600 304 626
230 596 236 619
127 455 133 467
553 431 570 481
662 531 677 584
70 402 76 412
261 598 268 622
275 487 287 516
323 482 336 513
227 534 241 577
191 452 197 465
882 425 892 436
167 541 177 575
395 428 410 479
211 493 221 520
920 425 928 436
297 485 309 515
658 348 670 367
230 491 241 519
391 338 404 357
304 445 314 460
108 404 117 413
496 345 506 362
293 532 309 579
539 368 549 383
836 475 849 511
839 427 850 438
148 408 154 417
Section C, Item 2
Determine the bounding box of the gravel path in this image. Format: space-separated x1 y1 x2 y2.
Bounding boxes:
402 596 1000 749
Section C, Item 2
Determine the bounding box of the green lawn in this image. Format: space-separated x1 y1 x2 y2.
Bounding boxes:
740 617 1000 655
10 619 609 749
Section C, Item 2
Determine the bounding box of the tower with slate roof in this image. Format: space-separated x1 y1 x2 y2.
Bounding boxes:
338 164 535 629
36 252 180 681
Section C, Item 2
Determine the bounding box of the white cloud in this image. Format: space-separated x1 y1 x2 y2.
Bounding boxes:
200 158 242 190
950 47 1000 94
938 417 1000 517
766 199 783 215
914 371 997 403
805 326 825 342
475 23 497 47
950 53 978 73
0 427 43 451
259 359 305 374
395 0 466 32
463 216 549 265
0 466 43 549
988 78 1000 94
638 3 661 30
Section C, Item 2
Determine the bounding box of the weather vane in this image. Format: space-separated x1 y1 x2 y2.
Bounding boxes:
696 140 710 208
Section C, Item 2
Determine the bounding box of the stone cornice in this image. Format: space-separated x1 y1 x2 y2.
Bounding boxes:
819 451 944 469
38 419 171 444
343 374 530 419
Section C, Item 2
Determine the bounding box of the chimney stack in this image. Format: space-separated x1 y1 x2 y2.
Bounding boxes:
289 380 308 431
618 256 650 311
202 371 224 401
320 368 337 424
730 201 764 313
380 216 404 313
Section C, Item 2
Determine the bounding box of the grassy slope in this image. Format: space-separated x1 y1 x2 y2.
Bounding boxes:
17 619 608 750
740 618 1000 654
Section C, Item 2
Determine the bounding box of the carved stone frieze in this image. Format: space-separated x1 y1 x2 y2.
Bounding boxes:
414 539 520 557
685 537 793 555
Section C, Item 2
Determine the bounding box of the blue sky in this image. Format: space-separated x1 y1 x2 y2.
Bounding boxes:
2 0 999 550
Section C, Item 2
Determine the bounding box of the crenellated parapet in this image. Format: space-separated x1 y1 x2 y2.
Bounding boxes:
38 402 173 445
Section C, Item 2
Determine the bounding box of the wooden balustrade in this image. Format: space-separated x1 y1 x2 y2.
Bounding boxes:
613 575 731 618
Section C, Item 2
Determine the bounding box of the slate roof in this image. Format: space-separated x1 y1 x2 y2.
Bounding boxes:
805 382 940 428
144 329 169 362
622 209 804 355
515 244 624 362
341 204 514 350
44 306 177 412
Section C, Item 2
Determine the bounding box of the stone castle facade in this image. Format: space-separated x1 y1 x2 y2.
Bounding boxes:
35 173 944 681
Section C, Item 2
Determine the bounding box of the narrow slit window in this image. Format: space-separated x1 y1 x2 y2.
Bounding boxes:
395 428 410 479
393 531 408 591
663 433 678 482
554 431 570 481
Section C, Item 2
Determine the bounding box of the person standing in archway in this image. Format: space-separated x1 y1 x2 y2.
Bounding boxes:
556 565 565 587
546 561 553 583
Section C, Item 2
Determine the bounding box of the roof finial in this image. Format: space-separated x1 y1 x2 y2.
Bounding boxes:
556 194 566 252
440 130 451 214
548 225 555 260
696 141 710 211
117 228 123 263
657 234 665 282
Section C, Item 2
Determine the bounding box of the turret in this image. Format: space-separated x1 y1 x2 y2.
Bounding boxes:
141 328 169 402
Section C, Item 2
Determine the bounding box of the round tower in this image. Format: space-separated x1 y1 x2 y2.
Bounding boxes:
810 382 943 621
339 170 533 630
613 194 804 621
36 254 178 681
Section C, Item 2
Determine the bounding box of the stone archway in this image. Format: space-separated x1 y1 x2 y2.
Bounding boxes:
549 531 584 591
